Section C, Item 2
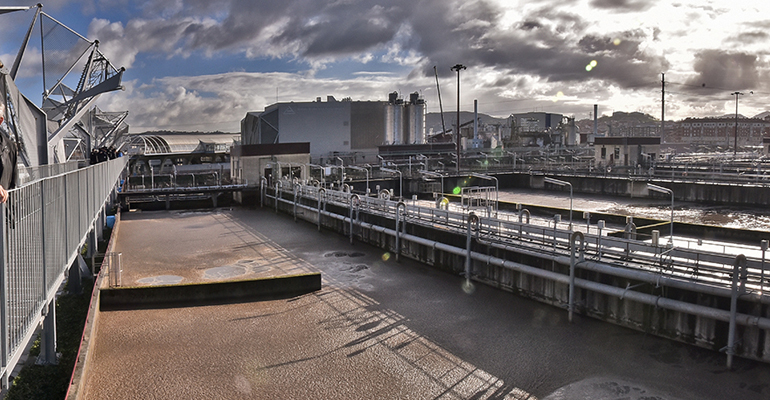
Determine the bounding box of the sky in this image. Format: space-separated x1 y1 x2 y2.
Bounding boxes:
1 0 769 133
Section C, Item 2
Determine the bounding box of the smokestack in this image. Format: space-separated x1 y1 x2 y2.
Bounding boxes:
474 99 478 140
593 104 598 137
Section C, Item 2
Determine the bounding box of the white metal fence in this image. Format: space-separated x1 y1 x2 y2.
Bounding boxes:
0 157 127 385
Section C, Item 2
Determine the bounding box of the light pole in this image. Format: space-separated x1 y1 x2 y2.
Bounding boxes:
647 183 674 244
732 91 743 157
380 166 402 198
421 170 445 195
347 165 369 194
336 156 345 185
544 177 573 230
451 64 466 172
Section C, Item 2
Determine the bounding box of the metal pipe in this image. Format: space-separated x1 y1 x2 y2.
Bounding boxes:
470 172 498 213
380 167 403 199
336 156 345 185
347 165 370 194
647 183 674 243
544 176 573 230
288 191 770 332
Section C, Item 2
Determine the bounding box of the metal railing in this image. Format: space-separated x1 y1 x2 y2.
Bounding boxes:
0 157 127 385
267 180 770 366
269 179 770 298
17 161 80 186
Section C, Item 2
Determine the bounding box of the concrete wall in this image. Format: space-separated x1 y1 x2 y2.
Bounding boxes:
272 190 770 364
278 102 351 157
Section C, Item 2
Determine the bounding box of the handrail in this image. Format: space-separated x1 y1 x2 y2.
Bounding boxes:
1 157 127 386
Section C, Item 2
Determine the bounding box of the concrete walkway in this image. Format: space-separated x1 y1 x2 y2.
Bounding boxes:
81 207 770 399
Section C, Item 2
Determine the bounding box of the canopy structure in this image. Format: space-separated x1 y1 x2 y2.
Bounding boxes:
1 4 127 166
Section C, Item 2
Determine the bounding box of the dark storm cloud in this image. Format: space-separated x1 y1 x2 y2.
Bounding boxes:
92 0 669 91
726 31 769 45
686 50 760 90
590 0 655 12
414 5 666 89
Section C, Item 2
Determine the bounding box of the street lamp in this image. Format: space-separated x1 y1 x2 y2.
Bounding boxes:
336 156 345 184
347 165 370 195
421 170 444 195
732 91 743 157
380 166 402 198
647 183 674 244
451 64 466 172
544 177 573 230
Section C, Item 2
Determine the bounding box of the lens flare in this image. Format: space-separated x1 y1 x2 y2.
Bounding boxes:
382 252 391 261
453 187 461 195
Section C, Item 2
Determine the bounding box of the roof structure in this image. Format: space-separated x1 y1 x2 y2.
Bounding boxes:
127 133 238 155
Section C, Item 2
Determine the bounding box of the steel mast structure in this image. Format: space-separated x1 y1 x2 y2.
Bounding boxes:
2 4 127 165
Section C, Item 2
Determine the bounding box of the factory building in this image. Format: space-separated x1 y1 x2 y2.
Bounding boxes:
507 112 565 147
241 93 425 163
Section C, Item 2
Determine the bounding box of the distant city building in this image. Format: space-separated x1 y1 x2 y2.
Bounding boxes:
241 93 425 163
671 117 770 147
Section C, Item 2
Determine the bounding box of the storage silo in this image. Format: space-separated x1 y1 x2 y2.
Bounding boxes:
406 92 426 144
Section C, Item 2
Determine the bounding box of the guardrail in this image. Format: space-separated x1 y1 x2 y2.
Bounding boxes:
0 157 127 387
265 179 770 366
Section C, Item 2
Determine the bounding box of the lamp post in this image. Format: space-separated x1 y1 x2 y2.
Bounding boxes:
732 91 743 157
380 166 402 198
647 183 674 244
421 170 445 195
347 165 370 194
451 64 466 172
544 177 573 230
336 156 345 185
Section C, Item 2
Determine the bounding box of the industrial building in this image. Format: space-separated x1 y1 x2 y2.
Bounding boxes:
593 136 660 169
241 92 426 164
506 112 566 147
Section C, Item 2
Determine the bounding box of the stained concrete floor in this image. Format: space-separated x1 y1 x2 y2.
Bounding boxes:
81 207 770 399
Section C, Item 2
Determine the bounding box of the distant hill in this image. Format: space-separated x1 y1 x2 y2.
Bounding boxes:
425 112 509 134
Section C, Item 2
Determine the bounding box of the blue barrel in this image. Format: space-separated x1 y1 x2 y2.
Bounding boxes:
106 215 116 228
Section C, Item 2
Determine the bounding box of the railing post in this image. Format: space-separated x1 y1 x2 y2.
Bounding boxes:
466 213 478 280
39 182 58 365
569 231 585 323
294 184 299 222
727 254 747 369
349 194 360 245
0 202 8 388
317 189 325 232
395 201 406 262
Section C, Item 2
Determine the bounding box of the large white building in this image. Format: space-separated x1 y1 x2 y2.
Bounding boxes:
241 93 425 163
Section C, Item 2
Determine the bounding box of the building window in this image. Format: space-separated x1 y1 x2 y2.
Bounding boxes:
600 147 606 159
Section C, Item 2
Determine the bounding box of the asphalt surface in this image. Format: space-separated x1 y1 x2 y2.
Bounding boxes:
82 206 770 399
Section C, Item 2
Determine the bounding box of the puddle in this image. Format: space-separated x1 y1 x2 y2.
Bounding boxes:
136 275 184 285
204 265 247 280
